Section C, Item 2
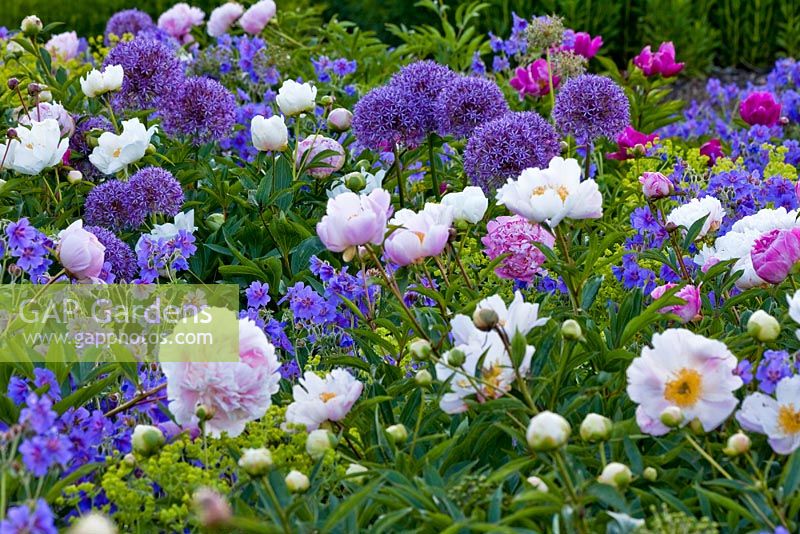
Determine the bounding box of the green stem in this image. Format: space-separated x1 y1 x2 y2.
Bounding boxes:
554 451 588 534
263 476 292 533
427 135 440 200
393 145 405 209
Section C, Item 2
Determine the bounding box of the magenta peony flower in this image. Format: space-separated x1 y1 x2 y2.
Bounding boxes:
239 0 276 35
57 220 106 281
639 171 673 199
158 2 205 44
295 135 345 178
384 203 453 266
481 215 555 282
650 283 702 323
316 189 391 255
700 138 724 165
751 228 800 284
509 59 559 98
563 31 603 59
739 92 782 127
161 317 282 437
606 126 658 160
207 2 244 37
633 42 684 77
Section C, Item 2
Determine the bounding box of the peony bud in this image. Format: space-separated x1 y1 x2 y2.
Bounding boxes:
472 307 499 332
526 411 571 452
145 143 156 155
345 462 368 483
68 512 117 534
306 429 336 459
195 404 216 422
415 369 433 387
320 95 335 106
27 83 42 96
579 413 612 442
21 15 43 36
285 470 310 492
343 171 367 193
597 462 632 490
276 80 317 117
206 212 225 231
192 487 231 528
238 447 273 476
639 171 674 200
251 115 288 152
723 432 751 457
132 425 164 456
526 476 548 492
385 424 408 444
39 90 52 103
327 108 353 131
642 467 657 482
7 78 19 91
409 339 432 361
561 319 583 340
689 418 705 435
6 129 17 140
445 348 466 367
122 453 136 467
746 310 780 342
659 406 683 428
67 170 83 184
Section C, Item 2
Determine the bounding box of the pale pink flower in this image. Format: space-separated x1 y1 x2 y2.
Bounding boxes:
384 203 453 266
737 375 800 455
45 31 80 61
57 220 106 281
239 0 276 35
481 215 554 282
638 171 673 199
316 189 391 254
162 317 281 437
650 283 701 323
158 3 205 44
16 101 75 138
284 369 363 430
296 135 345 178
207 2 244 37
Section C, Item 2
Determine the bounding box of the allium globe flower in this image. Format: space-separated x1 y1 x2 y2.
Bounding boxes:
464 111 561 193
129 167 184 217
552 74 630 143
481 215 554 282
159 77 236 143
388 60 459 132
104 9 156 42
84 225 138 281
435 76 509 138
70 116 113 157
352 85 427 151
103 36 185 110
84 180 147 231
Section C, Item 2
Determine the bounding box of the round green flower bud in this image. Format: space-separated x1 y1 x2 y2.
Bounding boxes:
598 462 632 490
472 307 499 331
285 470 310 493
343 171 367 192
561 319 583 340
414 369 433 387
206 213 225 231
526 411 571 452
21 15 43 36
385 424 408 444
723 432 751 457
131 425 164 457
306 429 336 460
579 413 612 442
747 310 780 342
238 447 273 476
659 406 684 428
409 338 432 361
642 467 658 482
445 348 466 367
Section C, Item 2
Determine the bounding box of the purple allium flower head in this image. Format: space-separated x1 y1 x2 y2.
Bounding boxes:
128 167 184 217
84 180 147 231
553 74 630 143
352 85 427 151
84 225 138 282
0 499 57 534
435 76 509 138
104 9 156 43
464 111 561 192
388 60 459 132
103 36 185 110
159 77 236 143
70 115 113 157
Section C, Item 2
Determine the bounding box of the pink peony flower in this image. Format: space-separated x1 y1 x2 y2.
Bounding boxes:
509 59 559 98
699 138 724 165
481 215 555 283
739 91 781 127
296 135 345 178
239 0 276 35
158 3 205 44
650 283 702 323
45 31 80 61
384 203 453 266
751 228 800 284
162 317 282 437
57 220 105 281
638 171 673 199
17 102 75 138
284 369 363 431
207 2 244 37
563 31 603 59
316 188 391 254
633 42 684 77
606 126 658 160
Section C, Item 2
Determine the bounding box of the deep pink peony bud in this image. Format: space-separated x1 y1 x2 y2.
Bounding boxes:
564 31 603 59
699 138 724 165
650 283 701 323
634 42 684 77
739 91 781 127
751 228 800 284
638 171 673 199
607 126 658 160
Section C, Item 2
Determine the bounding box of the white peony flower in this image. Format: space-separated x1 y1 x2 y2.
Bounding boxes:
251 114 288 152
496 157 602 227
284 369 363 431
151 210 197 240
665 196 724 240
275 80 317 116
0 119 68 175
626 328 742 436
89 118 156 175
441 186 488 224
80 65 124 97
737 375 800 455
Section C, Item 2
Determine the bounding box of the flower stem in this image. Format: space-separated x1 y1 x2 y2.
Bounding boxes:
393 144 405 209
427 135 440 201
